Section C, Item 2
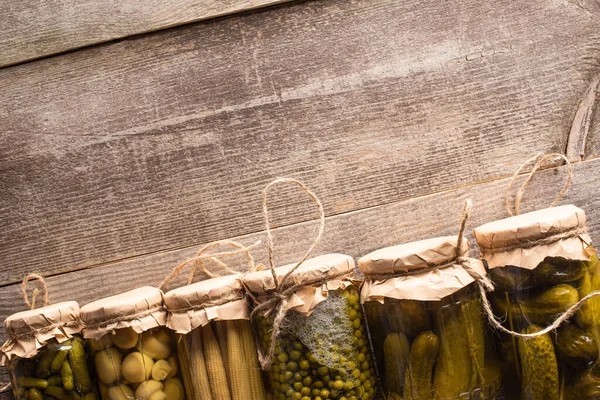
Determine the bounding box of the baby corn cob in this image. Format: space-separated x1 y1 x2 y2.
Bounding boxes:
190 329 214 400
175 334 197 400
202 324 232 400
235 320 266 399
225 320 246 400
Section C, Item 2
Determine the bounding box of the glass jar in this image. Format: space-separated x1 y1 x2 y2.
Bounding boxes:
164 274 266 400
475 205 599 400
359 236 501 400
2 302 99 400
243 253 377 400
80 287 185 400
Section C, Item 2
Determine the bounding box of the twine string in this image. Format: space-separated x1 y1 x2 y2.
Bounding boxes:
506 153 572 216
158 240 261 290
21 274 49 310
0 382 11 393
476 282 600 339
251 178 325 370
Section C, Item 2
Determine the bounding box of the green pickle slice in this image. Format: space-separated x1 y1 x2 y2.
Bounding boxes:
257 287 376 400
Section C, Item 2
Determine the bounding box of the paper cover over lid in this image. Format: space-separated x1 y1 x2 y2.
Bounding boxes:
80 286 166 339
1 301 83 362
242 253 355 316
358 236 486 302
243 253 354 295
358 236 468 274
164 274 248 332
474 205 592 269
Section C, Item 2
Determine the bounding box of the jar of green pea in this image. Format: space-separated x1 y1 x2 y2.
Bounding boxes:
243 253 377 400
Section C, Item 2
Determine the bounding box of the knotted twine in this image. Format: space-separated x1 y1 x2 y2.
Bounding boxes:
21 274 50 311
0 274 51 393
158 239 262 291
476 153 600 339
248 178 326 370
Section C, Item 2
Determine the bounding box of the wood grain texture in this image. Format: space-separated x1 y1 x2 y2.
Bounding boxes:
1 157 599 336
2 0 600 286
0 0 294 68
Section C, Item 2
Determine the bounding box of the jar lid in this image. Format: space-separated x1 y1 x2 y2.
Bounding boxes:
358 236 486 302
474 205 592 269
80 286 166 340
1 301 83 362
358 236 468 275
164 275 248 333
242 253 354 295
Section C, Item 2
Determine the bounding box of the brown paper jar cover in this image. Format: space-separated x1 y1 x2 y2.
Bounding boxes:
80 286 166 340
1 301 83 363
474 204 592 270
243 253 355 316
164 274 249 333
358 236 486 302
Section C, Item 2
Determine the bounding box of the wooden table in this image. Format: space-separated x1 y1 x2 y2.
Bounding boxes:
1 0 599 398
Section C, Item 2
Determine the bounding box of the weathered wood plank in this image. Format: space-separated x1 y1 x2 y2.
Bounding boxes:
1 0 600 285
0 0 294 68
1 157 599 337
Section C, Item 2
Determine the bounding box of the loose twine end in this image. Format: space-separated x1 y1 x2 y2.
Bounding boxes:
21 274 49 310
505 152 572 216
251 178 325 370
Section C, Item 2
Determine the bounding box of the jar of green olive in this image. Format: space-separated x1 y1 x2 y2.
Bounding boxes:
358 236 501 400
475 205 599 400
80 287 185 400
243 253 377 400
1 301 100 400
164 273 266 399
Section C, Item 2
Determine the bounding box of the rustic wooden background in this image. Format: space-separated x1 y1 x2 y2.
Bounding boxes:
1 0 600 397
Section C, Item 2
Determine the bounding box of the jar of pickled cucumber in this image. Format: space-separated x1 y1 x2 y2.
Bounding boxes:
1 301 100 400
358 236 501 400
474 205 599 400
243 253 377 400
79 287 185 400
163 273 266 399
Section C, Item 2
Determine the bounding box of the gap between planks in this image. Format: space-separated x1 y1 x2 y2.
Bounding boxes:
3 154 595 291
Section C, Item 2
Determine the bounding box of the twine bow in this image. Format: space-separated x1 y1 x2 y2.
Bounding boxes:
21 274 49 310
249 178 325 370
158 239 262 290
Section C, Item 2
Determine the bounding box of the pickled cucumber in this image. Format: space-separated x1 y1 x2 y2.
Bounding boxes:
432 303 472 400
518 325 559 400
555 322 599 370
492 284 579 325
388 300 432 338
462 296 486 387
488 266 531 291
383 332 410 394
525 258 586 287
405 331 439 400
12 336 98 400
